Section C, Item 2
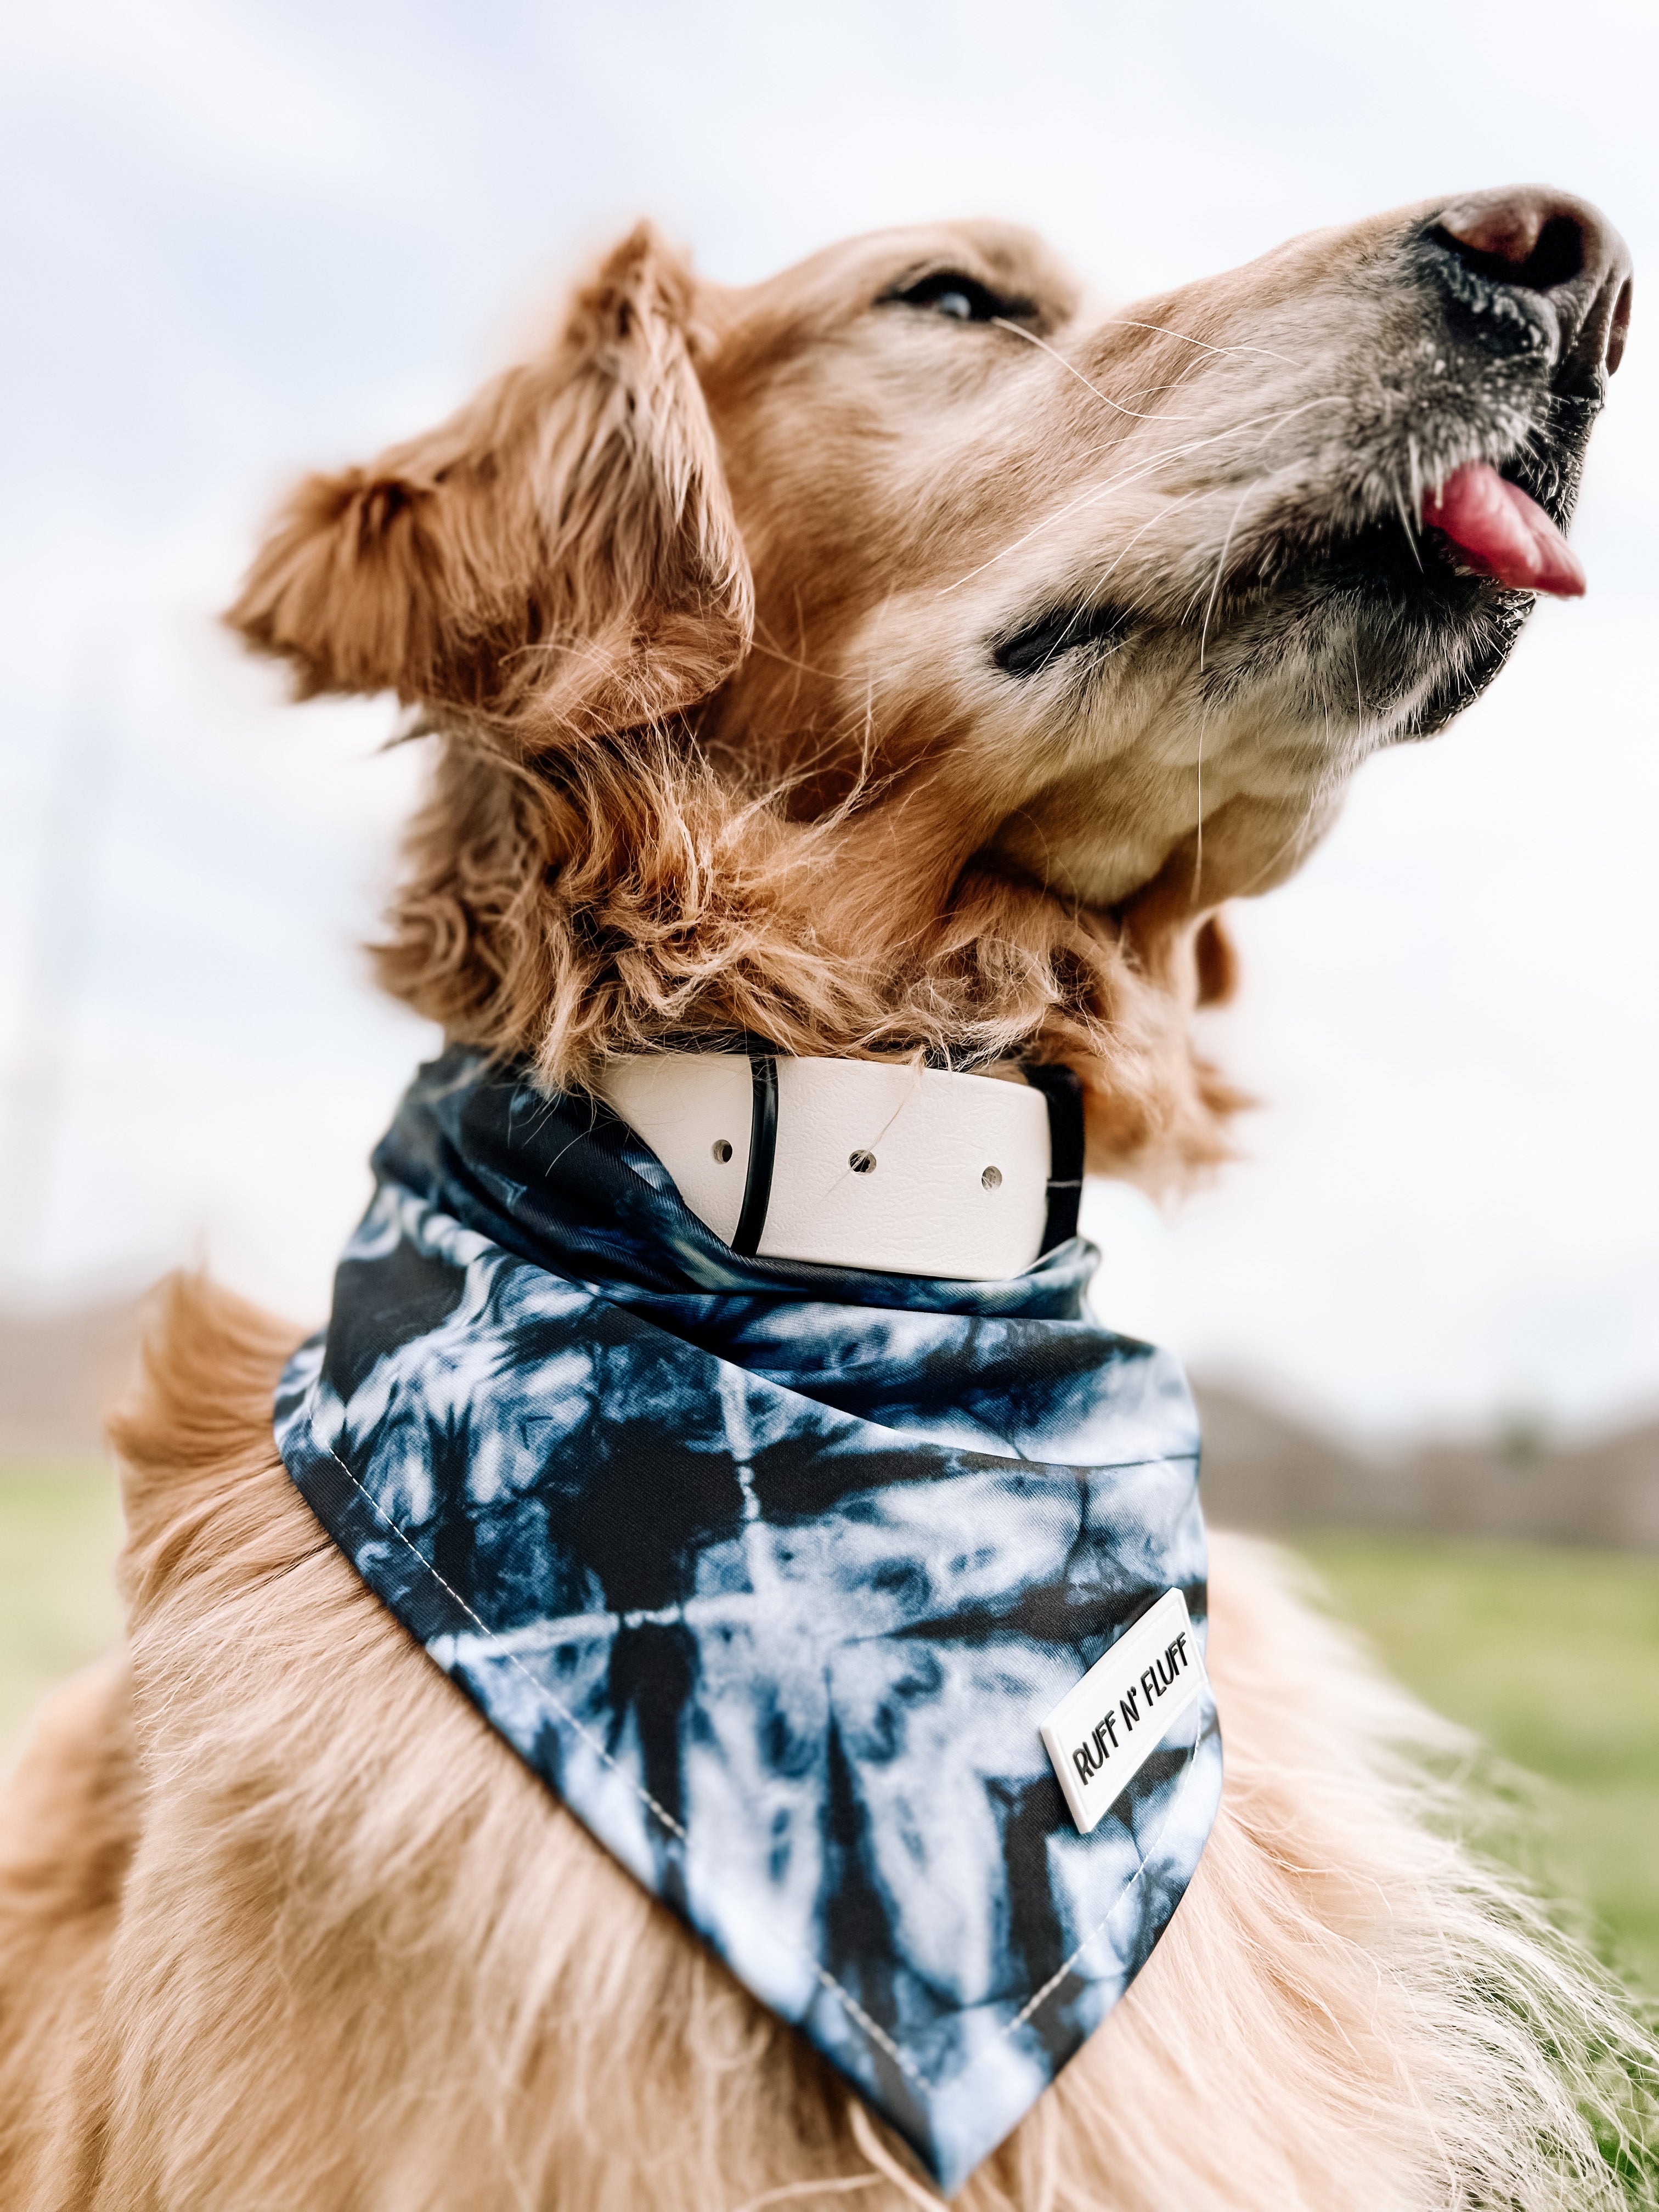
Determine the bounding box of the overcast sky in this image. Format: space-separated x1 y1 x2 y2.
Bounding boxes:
1 0 1655 1442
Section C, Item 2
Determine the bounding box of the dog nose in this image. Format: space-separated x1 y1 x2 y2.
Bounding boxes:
1429 185 1632 377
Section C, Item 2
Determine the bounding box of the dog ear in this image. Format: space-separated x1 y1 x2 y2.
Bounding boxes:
225 224 752 742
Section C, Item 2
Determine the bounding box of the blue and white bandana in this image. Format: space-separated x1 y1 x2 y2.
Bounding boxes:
275 1046 1222 2194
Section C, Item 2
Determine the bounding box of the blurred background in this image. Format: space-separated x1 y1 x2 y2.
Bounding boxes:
1 0 1655 1986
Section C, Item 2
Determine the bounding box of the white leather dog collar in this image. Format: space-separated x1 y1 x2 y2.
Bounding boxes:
596 1052 1083 1279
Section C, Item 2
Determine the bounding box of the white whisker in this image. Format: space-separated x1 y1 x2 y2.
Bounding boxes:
1192 708 1207 900
1351 638 1368 752
1088 317 1299 367
1198 485 1257 669
1386 471 1424 572
993 318 1246 424
1087 484 1213 594
935 393 1352 597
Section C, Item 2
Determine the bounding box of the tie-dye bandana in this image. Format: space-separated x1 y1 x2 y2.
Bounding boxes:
275 1046 1223 2195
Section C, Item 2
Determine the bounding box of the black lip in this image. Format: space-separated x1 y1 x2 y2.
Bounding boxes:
1499 387 1602 516
1193 517 1525 740
994 600 1132 679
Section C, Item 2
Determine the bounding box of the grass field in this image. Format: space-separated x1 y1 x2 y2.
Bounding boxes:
1303 1530 1659 1997
2 1465 1656 1997
0 1460 123 1765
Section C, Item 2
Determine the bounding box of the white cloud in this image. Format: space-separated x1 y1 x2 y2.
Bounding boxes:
1 0 385 184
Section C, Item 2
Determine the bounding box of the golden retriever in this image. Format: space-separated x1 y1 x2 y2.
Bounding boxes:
1 188 1650 2211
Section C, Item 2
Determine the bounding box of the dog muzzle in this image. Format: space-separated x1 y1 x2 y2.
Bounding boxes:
274 1045 1221 2195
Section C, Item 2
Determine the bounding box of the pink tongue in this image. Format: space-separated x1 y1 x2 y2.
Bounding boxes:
1421 464 1585 597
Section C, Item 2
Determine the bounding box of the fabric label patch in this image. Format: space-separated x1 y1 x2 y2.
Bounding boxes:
1041 1589 1205 1834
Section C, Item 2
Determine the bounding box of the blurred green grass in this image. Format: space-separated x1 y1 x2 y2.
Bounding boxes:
1301 1531 1659 1996
1 1466 1655 1996
0 1460 125 1768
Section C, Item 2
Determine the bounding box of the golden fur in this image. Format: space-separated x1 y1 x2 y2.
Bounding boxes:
3 200 1654 2206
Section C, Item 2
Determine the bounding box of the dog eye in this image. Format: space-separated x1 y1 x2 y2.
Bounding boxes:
883 270 1032 324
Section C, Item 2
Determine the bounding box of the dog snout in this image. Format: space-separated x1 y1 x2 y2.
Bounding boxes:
1424 185 1633 380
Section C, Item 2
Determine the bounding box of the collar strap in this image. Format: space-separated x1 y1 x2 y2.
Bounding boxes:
596 1051 1082 1279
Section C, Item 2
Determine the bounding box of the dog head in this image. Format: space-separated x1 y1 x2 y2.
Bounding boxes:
229 188 1629 1180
